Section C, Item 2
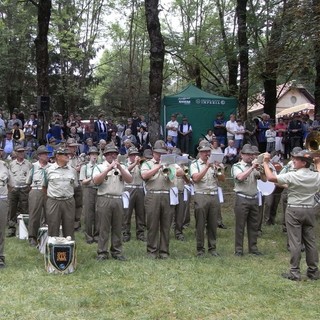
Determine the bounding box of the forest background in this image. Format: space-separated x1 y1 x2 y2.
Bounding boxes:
1 0 320 142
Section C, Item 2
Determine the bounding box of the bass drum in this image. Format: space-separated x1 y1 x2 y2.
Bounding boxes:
257 180 275 196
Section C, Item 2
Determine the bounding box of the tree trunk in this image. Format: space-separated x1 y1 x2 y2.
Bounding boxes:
313 0 320 115
237 0 249 120
145 0 165 144
34 0 51 142
263 1 289 120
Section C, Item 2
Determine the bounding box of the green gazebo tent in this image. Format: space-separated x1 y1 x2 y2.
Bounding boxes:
162 84 238 155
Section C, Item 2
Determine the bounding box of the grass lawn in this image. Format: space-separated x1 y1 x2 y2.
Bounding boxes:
1 176 320 320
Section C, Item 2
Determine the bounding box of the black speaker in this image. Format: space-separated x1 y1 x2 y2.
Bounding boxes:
37 96 50 112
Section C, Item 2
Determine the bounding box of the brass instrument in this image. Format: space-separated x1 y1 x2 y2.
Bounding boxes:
306 131 320 153
139 157 147 165
162 165 176 181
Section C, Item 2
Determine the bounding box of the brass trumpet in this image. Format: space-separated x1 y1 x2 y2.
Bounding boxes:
305 131 320 153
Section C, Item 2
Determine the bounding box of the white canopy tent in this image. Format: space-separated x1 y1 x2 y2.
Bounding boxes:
276 103 314 119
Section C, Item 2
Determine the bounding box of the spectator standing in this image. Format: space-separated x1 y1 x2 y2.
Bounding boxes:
257 113 270 153
244 113 258 146
94 113 108 141
275 117 287 155
213 113 227 148
166 114 179 145
226 114 237 143
265 123 276 153
178 117 192 154
287 113 303 151
234 119 245 150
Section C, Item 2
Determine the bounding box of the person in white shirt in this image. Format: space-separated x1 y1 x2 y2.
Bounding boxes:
234 119 245 150
265 123 277 153
223 140 238 165
166 114 179 145
226 114 237 142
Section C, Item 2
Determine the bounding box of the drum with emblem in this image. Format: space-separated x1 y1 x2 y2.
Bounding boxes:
45 237 77 274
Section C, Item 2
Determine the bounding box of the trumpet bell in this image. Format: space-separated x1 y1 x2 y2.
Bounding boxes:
306 131 320 152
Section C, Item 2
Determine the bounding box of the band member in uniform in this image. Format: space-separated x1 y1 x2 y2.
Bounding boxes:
66 138 83 231
140 140 184 259
231 144 266 256
92 144 133 261
0 148 10 268
263 150 320 281
190 141 225 257
7 146 32 237
172 148 191 241
122 147 146 242
26 145 50 247
79 146 99 244
44 147 77 239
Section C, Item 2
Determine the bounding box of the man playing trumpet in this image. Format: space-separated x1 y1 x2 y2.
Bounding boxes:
231 144 267 256
190 140 225 257
140 140 184 259
122 147 146 242
263 150 320 281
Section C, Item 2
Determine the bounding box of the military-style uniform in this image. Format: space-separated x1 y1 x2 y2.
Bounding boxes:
44 162 77 239
26 160 50 242
140 159 175 258
123 157 146 242
190 158 221 255
93 161 129 258
68 156 83 230
7 157 32 236
232 159 261 255
0 160 10 266
79 161 99 243
277 164 320 280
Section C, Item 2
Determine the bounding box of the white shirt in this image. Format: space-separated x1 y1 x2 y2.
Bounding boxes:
166 120 179 137
226 120 237 137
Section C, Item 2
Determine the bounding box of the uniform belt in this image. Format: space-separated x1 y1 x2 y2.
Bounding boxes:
104 195 122 199
126 185 143 189
195 191 218 195
149 191 169 194
48 196 73 200
237 193 257 199
287 204 313 208
0 196 8 199
31 187 43 190
14 185 28 189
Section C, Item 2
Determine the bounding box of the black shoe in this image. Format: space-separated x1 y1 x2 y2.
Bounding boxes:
7 230 15 238
196 251 205 258
112 255 127 261
218 223 227 229
250 251 263 256
86 239 94 244
158 254 169 260
282 227 287 233
0 257 5 269
96 254 108 261
122 235 131 242
210 251 220 257
29 238 38 247
234 252 243 257
307 272 320 281
281 272 301 281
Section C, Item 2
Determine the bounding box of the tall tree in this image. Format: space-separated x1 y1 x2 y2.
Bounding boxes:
145 0 165 143
236 0 249 119
28 0 51 141
313 0 320 115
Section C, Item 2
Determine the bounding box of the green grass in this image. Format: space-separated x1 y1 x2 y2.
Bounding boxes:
2 177 320 320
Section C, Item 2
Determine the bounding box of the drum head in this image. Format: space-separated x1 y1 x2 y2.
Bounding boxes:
257 180 275 196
